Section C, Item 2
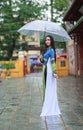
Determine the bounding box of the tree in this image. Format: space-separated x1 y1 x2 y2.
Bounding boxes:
50 0 53 21
0 0 19 60
17 0 45 23
0 0 47 60
50 0 68 23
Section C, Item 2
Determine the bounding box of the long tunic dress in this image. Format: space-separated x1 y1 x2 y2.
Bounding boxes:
40 47 61 117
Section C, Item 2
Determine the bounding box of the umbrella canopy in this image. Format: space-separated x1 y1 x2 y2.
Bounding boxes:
18 20 71 42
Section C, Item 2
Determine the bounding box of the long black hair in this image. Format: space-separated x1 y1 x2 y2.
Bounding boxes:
44 35 55 51
44 35 56 62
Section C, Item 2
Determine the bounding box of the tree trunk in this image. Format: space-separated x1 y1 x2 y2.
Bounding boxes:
10 38 16 59
50 0 53 21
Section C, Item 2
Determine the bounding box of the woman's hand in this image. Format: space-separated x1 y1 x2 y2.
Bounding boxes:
53 74 58 78
39 55 43 60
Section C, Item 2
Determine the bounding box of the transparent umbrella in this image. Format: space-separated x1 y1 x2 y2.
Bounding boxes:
18 20 71 42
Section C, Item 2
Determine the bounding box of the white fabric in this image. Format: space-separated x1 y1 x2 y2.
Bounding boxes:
40 58 61 117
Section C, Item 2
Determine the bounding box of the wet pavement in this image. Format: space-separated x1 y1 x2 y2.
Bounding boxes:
0 72 83 130
58 75 83 130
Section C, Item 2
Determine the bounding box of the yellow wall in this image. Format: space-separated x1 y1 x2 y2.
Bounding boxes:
56 58 69 76
0 60 24 78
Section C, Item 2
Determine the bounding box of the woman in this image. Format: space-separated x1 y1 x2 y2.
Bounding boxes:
40 35 61 117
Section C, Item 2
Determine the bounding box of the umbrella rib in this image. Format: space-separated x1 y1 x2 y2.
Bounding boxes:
18 20 71 42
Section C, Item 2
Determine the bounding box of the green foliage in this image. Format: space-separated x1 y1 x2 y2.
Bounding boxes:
0 0 47 60
0 0 20 60
53 0 68 11
50 0 68 23
17 0 44 22
3 63 15 70
40 39 44 47
55 41 66 50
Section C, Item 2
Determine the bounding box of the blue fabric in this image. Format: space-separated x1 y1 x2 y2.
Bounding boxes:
43 48 56 65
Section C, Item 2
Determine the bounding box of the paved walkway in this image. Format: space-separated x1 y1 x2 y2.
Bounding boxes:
0 72 83 130
58 75 83 130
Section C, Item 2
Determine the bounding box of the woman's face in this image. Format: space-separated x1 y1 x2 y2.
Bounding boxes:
45 37 51 47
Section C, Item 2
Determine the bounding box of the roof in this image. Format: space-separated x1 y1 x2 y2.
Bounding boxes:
63 0 83 21
68 16 83 34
